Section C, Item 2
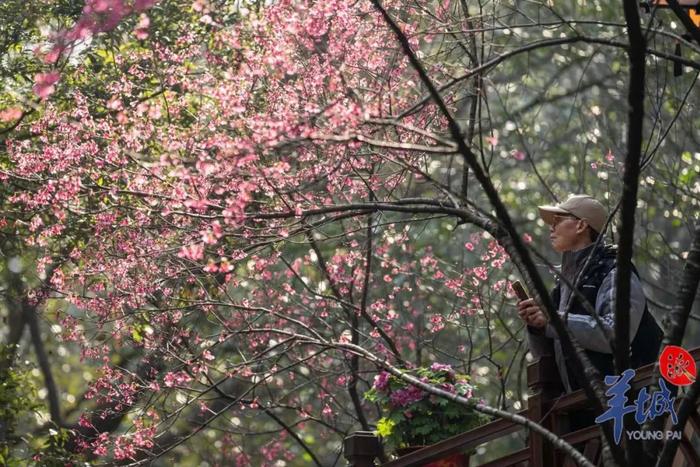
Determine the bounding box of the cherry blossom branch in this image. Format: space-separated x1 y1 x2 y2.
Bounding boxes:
247 201 483 223
137 342 334 465
304 228 404 364
365 118 456 146
231 317 592 465
184 351 327 467
309 132 457 154
66 354 164 454
162 201 478 222
346 189 376 432
329 339 596 467
259 407 325 467
371 2 624 463
301 220 374 431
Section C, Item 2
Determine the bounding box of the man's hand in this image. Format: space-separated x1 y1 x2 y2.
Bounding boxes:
517 298 549 328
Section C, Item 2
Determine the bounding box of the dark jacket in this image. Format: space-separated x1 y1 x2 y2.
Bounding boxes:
528 244 663 392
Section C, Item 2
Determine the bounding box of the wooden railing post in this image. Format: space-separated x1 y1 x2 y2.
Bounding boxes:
344 431 382 467
527 355 564 467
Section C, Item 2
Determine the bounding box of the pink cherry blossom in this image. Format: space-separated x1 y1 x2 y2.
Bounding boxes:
0 107 22 122
32 72 60 99
511 149 526 161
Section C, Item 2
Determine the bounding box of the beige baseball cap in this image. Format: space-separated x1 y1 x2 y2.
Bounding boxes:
538 194 608 233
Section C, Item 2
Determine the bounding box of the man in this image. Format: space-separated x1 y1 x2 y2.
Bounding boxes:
517 194 663 394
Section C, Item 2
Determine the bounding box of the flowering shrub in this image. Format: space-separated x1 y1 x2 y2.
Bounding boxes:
364 363 490 449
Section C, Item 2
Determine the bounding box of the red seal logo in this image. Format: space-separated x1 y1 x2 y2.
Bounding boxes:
659 345 697 387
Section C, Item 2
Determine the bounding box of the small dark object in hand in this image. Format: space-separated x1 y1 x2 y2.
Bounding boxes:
512 280 529 301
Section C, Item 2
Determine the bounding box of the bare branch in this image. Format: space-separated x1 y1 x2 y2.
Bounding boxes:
370 2 624 462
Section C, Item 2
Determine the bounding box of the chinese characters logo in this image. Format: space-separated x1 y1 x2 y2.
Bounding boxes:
594 345 696 444
594 369 677 444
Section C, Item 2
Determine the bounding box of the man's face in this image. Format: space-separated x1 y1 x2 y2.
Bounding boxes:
549 215 586 252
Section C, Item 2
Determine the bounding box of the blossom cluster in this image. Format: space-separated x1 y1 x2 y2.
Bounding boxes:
3 0 511 463
389 384 425 408
370 364 476 408
365 363 487 448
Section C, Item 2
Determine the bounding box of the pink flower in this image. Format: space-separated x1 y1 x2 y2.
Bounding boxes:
43 46 62 64
430 314 444 332
113 435 136 460
78 414 94 429
178 243 204 261
33 72 60 99
373 371 391 391
163 371 193 387
389 385 424 407
91 432 109 457
590 162 598 170
0 107 22 122
510 149 526 161
473 266 488 281
429 362 454 374
134 14 150 40
606 149 615 162
93 444 108 457
464 242 474 251
106 97 122 110
219 258 233 273
485 134 498 147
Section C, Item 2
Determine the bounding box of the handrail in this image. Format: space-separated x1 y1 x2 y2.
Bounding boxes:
381 412 526 467
543 346 700 415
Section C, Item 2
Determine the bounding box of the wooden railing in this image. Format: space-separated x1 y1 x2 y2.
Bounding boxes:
343 347 700 466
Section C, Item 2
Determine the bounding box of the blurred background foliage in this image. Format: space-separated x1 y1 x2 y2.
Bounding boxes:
0 0 698 465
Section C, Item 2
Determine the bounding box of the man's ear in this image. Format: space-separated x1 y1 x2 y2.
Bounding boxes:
576 220 589 235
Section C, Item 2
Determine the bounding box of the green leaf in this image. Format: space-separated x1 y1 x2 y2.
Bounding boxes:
363 389 377 401
413 420 439 435
388 411 405 424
